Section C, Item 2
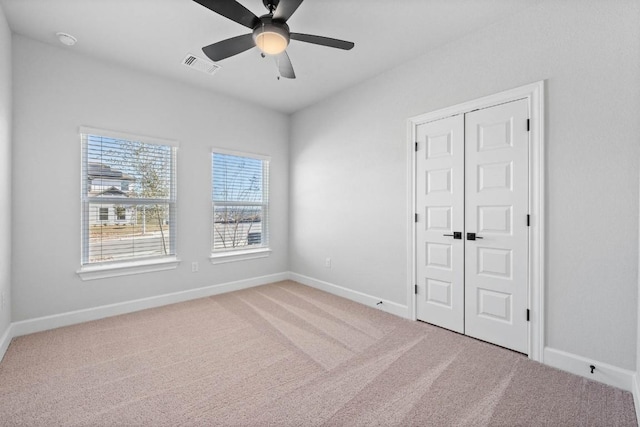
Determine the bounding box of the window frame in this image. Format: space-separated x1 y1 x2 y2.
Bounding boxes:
77 127 180 280
210 148 271 264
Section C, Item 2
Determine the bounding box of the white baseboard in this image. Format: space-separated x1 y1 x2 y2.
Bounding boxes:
0 323 12 363
288 272 409 319
632 373 640 424
11 272 289 338
543 347 635 392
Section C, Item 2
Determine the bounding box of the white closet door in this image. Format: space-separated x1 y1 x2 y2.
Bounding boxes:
464 99 529 353
415 115 465 333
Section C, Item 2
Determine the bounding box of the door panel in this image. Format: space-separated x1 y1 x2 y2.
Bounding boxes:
415 115 464 333
464 99 529 353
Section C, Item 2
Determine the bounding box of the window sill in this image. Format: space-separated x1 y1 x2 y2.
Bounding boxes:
209 248 271 264
77 257 181 281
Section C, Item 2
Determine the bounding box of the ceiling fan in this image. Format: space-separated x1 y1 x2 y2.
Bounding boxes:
193 0 355 79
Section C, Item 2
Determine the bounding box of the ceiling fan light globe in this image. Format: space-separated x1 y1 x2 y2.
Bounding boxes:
256 32 288 55
253 21 289 55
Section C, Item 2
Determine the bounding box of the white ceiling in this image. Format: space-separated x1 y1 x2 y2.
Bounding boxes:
0 0 538 114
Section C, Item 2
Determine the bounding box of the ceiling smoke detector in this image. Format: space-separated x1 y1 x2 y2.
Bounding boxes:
56 32 77 46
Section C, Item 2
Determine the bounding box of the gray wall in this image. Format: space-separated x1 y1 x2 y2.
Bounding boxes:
0 4 11 339
11 35 289 321
289 0 640 370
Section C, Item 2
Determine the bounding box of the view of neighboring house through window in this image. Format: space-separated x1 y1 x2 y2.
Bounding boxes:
211 150 269 254
81 128 177 265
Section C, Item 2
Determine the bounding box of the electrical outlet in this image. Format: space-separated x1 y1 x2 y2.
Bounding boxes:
325 258 331 268
191 262 199 273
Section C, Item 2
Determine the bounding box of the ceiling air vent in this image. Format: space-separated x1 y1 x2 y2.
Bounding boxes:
182 53 221 75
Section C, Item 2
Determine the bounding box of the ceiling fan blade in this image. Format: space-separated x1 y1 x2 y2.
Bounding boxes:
272 0 304 22
202 33 255 61
275 51 296 79
290 33 354 50
193 0 260 29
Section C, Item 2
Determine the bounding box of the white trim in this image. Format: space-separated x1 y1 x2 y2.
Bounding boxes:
0 324 12 363
210 248 272 264
289 272 410 319
79 126 179 147
407 117 417 321
636 165 640 425
632 374 640 423
406 81 545 362
528 82 546 363
12 272 288 337
544 347 635 392
77 257 181 281
211 146 271 161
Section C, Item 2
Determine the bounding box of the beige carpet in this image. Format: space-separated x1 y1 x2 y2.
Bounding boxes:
0 280 636 426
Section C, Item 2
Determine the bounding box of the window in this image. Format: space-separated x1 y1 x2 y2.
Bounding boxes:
115 206 126 221
80 127 178 271
211 149 270 260
99 207 109 221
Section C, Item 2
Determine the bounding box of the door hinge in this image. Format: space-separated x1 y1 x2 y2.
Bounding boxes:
415 213 418 222
415 142 418 151
526 309 530 321
415 284 418 294
527 214 530 227
527 119 530 131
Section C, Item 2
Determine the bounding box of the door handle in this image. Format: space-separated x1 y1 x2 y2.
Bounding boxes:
467 232 483 241
443 231 462 239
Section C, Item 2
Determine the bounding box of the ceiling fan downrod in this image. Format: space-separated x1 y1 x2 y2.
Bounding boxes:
263 0 280 14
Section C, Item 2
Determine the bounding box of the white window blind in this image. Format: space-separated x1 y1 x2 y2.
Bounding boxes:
211 150 269 253
81 129 177 266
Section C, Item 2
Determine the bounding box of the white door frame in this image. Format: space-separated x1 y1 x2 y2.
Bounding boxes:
406 81 545 362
